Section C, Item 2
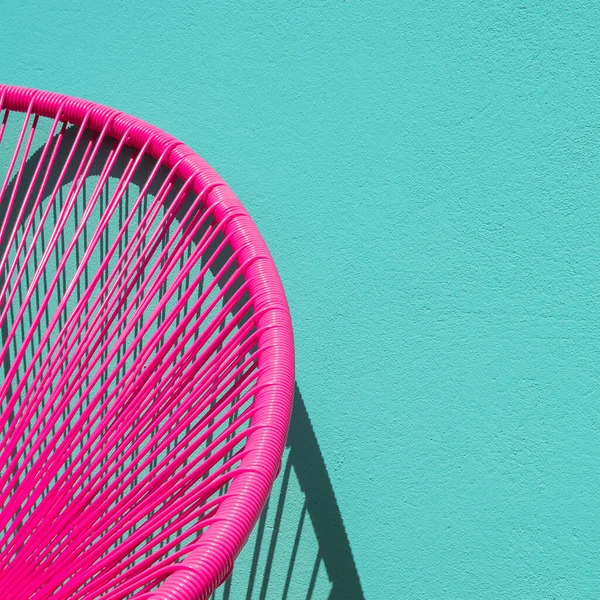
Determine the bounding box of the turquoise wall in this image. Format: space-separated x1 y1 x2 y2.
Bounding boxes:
3 2 600 598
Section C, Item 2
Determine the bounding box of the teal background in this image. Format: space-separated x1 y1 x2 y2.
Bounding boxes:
3 1 600 597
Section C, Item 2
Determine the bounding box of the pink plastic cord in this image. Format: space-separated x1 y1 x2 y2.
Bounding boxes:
0 86 294 600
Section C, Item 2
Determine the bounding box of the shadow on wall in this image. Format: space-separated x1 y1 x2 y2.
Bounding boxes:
0 123 364 599
213 384 364 600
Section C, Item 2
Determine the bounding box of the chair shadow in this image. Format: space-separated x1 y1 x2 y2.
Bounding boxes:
0 124 364 599
214 384 365 600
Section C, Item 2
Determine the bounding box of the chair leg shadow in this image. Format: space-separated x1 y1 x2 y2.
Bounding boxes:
213 383 365 600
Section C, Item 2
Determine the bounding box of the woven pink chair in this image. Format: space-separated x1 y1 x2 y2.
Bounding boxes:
0 86 294 599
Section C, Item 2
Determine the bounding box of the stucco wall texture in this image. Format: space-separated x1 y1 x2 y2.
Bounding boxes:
3 1 600 598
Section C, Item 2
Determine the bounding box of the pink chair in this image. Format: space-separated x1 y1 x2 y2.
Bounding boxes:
0 86 294 599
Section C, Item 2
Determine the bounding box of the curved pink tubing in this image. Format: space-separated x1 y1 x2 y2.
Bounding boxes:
0 85 294 599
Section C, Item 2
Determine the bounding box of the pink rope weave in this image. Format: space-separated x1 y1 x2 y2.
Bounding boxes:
0 85 294 600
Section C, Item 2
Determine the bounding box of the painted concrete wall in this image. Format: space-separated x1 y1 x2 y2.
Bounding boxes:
3 1 600 598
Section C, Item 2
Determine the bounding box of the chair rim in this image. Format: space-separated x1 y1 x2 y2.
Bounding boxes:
0 84 295 599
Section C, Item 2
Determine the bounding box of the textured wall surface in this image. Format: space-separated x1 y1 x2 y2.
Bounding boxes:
3 1 600 598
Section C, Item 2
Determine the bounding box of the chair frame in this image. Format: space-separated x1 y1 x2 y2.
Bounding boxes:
0 85 294 600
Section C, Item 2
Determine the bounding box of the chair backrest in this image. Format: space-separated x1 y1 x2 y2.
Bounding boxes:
0 86 294 600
